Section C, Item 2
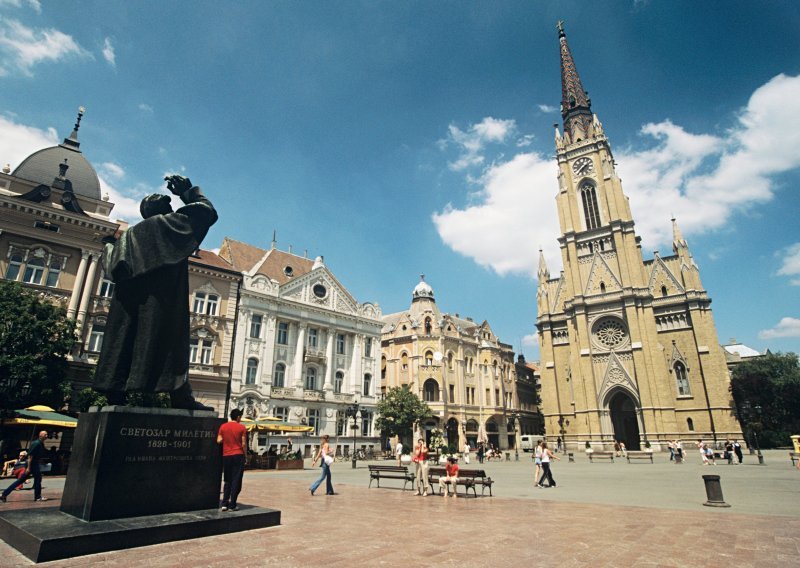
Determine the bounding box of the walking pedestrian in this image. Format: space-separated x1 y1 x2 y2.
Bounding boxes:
463 441 470 465
310 434 335 496
733 440 743 464
395 439 403 466
668 440 675 461
412 438 431 496
537 441 560 488
217 408 246 511
477 443 485 464
1 430 48 503
533 440 543 485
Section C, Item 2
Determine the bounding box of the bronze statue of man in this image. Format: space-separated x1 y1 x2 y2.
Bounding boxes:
94 175 217 410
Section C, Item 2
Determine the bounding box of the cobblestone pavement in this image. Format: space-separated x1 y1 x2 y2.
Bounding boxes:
0 450 798 567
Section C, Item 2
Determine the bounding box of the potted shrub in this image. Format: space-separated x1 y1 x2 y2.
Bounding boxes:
400 446 412 465
276 450 304 470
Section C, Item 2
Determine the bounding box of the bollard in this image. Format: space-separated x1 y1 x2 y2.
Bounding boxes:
568 452 575 463
702 475 731 507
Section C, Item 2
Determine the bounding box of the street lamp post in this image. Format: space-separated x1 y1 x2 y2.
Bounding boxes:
509 412 520 461
346 401 360 469
752 405 765 465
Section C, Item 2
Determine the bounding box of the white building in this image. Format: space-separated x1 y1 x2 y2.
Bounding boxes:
222 238 383 457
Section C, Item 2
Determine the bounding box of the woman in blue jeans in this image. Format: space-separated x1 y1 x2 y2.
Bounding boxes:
310 435 334 496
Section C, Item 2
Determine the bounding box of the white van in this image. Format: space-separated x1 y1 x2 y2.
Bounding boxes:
520 435 535 452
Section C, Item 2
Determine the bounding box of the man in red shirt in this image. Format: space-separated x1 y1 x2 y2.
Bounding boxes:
217 408 247 511
438 456 459 498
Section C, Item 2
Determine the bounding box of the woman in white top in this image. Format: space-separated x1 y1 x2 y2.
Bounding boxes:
537 441 559 488
310 434 334 496
533 440 543 485
463 442 470 465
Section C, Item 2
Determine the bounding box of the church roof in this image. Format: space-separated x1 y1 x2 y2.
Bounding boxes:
723 342 762 359
189 248 240 275
12 108 102 200
217 238 315 284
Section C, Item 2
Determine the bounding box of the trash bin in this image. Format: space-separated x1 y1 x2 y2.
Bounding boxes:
791 435 800 453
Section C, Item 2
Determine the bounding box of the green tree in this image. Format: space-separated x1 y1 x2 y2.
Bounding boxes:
0 281 75 409
730 352 800 448
375 386 432 446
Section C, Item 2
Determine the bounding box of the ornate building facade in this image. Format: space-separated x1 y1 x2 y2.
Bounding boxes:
381 277 540 450
535 24 742 452
223 238 383 457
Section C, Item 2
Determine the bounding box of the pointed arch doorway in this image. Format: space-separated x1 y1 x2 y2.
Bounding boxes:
608 391 641 450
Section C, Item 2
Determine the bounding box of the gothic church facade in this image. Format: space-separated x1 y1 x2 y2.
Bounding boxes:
536 24 742 452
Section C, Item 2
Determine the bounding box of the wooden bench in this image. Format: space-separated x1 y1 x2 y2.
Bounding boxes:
789 452 800 467
587 451 614 462
428 467 494 497
626 451 654 464
368 465 415 491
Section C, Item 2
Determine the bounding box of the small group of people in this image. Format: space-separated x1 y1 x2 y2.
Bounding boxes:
613 440 627 457
533 439 559 488
667 440 684 462
723 440 744 464
696 440 717 465
0 430 49 503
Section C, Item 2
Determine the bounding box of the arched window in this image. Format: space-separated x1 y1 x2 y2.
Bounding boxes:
401 352 408 370
245 358 258 385
381 356 387 380
661 285 668 297
424 351 433 366
675 361 691 396
305 367 317 390
424 317 432 334
580 183 601 230
334 371 344 394
687 417 694 431
423 379 439 402
363 373 371 396
447 352 454 370
273 362 286 387
5 253 23 281
23 258 45 285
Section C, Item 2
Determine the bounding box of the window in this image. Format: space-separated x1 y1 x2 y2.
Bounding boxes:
312 283 327 298
675 361 691 396
381 356 387 380
661 285 668 297
45 260 61 287
449 384 455 402
193 292 219 315
424 351 433 366
99 277 115 298
305 367 317 390
447 352 454 370
485 388 490 405
307 409 320 435
580 183 602 230
336 410 346 436
277 322 289 345
361 410 372 437
334 371 344 394
190 338 213 364
363 373 371 396
23 258 45 285
249 315 262 339
424 317 432 334
364 338 372 358
687 417 694 431
307 328 318 348
423 379 439 402
273 406 289 421
273 363 286 387
401 352 408 370
599 282 606 294
5 253 23 281
245 358 258 384
87 325 105 352
336 333 345 354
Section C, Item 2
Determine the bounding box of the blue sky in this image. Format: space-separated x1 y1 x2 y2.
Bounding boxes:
1 1 799 359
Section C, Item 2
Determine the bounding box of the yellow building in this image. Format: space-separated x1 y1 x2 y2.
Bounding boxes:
382 277 540 450
536 24 742 452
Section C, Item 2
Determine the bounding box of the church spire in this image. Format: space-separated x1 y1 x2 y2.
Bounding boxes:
671 217 688 253
538 249 550 281
557 22 593 141
62 106 85 150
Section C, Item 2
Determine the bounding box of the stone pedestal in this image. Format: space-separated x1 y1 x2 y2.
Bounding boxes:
61 406 224 521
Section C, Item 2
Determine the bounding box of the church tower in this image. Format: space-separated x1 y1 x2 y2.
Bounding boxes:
536 23 741 451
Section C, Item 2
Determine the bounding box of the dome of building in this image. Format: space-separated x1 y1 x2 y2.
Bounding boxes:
12 109 102 201
412 275 434 300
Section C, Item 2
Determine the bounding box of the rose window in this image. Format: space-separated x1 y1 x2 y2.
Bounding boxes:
594 318 627 349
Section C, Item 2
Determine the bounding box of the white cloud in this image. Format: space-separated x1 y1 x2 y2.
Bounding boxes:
537 104 557 113
433 74 800 279
138 103 154 113
759 317 800 339
777 242 800 285
0 114 144 223
440 117 516 171
102 37 115 67
0 18 90 76
521 334 538 347
0 0 42 13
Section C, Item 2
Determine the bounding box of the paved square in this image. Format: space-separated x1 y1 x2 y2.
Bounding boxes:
0 450 798 566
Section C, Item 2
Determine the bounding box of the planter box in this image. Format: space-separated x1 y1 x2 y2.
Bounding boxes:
276 459 304 470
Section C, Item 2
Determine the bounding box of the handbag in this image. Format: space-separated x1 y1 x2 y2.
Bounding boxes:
323 454 334 466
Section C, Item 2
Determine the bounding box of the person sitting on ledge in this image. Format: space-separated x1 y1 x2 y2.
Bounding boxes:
93 175 217 411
